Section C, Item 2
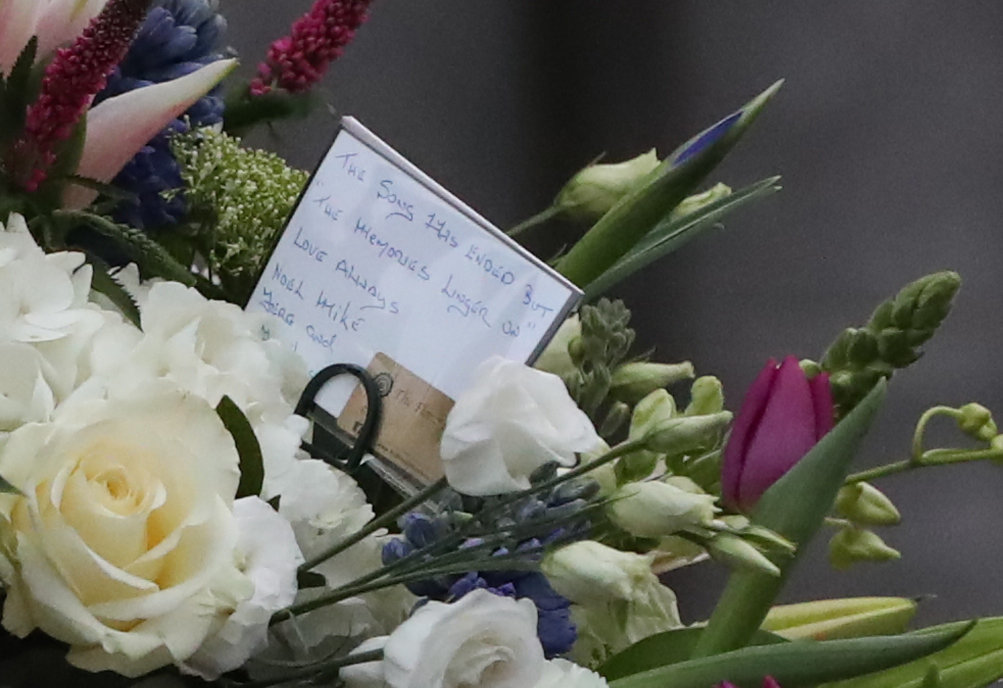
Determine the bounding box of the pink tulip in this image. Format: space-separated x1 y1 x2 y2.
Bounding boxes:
722 356 834 511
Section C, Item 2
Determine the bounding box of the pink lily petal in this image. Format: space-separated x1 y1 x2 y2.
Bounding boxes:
0 0 44 73
35 0 109 57
64 58 237 209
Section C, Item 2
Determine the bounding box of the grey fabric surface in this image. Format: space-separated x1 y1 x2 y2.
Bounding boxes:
229 2 1003 625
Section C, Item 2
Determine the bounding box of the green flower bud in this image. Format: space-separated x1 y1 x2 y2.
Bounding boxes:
829 527 901 570
706 532 781 577
553 149 660 223
957 402 998 441
685 376 724 416
668 182 732 220
534 314 582 380
642 411 732 455
835 482 901 526
608 481 718 538
763 597 917 641
541 540 655 604
630 389 677 438
610 361 695 404
600 401 632 438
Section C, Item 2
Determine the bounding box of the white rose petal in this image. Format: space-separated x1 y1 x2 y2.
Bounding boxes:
0 381 250 677
534 658 609 688
382 589 544 688
440 356 601 495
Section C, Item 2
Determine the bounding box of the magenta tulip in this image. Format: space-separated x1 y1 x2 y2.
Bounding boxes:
722 356 834 511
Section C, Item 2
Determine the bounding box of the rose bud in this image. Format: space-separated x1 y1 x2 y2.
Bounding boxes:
722 356 834 511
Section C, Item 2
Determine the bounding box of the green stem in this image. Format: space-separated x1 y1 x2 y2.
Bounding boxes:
845 447 1003 484
911 406 961 461
223 649 383 688
298 478 448 573
507 205 561 238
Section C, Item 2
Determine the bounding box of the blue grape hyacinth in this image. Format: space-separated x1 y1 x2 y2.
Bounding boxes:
94 0 228 229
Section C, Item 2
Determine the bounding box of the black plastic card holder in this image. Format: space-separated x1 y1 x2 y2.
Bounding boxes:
294 363 383 474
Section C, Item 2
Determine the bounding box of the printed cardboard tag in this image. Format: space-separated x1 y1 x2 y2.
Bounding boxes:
337 353 453 487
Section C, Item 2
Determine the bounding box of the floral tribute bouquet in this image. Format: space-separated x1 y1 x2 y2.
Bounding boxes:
1 2 1002 688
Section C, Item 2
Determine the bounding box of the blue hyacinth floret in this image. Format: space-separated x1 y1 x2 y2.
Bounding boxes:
94 0 228 230
381 472 600 658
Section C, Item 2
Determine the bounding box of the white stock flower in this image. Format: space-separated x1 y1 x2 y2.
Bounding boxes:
534 658 609 688
0 380 251 677
182 497 303 680
377 589 544 688
440 356 601 495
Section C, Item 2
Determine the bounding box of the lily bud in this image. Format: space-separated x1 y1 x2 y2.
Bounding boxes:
763 596 917 640
608 480 718 538
835 482 901 526
957 402 998 441
669 182 732 220
610 361 695 404
705 532 781 577
829 527 901 570
553 149 660 223
722 356 834 511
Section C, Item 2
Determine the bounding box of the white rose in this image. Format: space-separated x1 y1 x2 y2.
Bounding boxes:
0 381 252 677
182 497 303 680
352 589 544 688
534 658 609 688
440 356 601 495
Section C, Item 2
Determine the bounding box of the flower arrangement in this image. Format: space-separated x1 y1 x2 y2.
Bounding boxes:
1 3 1002 688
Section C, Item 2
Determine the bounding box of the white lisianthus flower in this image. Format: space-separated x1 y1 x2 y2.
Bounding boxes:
440 356 601 495
534 658 609 688
182 497 303 680
349 589 544 688
607 479 718 538
0 381 252 677
542 541 682 666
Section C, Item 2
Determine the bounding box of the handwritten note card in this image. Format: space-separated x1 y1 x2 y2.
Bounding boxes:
246 117 581 485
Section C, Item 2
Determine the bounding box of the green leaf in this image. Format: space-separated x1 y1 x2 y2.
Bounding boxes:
0 36 38 148
86 257 141 327
600 628 786 681
216 395 264 499
0 474 22 495
55 209 198 287
583 176 781 300
694 381 887 657
607 621 973 688
822 618 1003 688
297 570 327 590
556 80 782 287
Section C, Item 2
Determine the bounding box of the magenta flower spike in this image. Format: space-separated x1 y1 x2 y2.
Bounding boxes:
722 356 834 511
249 0 373 96
11 0 151 191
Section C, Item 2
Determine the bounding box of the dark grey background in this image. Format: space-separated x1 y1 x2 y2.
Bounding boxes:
227 2 1003 626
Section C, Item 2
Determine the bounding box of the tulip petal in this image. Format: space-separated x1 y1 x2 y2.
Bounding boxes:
810 372 835 439
737 356 817 508
0 0 43 74
64 58 238 209
721 358 778 509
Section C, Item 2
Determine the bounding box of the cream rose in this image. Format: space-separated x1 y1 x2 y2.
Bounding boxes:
440 356 601 495
0 381 251 677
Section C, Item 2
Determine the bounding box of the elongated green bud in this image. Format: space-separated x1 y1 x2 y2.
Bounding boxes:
685 376 725 416
763 597 917 640
957 402 998 441
706 532 781 577
669 182 732 220
822 271 961 417
643 411 732 455
835 482 901 526
553 149 660 223
610 361 694 404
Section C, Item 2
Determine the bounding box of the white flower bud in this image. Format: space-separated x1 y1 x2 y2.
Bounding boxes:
608 481 718 538
554 150 660 222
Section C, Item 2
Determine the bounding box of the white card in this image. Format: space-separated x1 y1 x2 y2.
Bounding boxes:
246 117 582 417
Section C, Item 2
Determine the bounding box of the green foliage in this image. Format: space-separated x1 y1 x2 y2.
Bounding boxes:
216 396 264 499
605 622 972 688
821 271 961 417
88 258 141 327
172 127 308 302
